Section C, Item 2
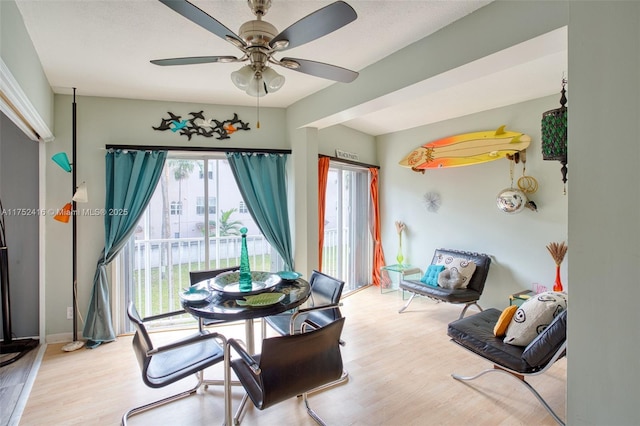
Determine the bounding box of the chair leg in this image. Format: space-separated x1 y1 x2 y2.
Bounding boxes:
224 341 232 426
260 318 267 341
306 369 349 395
303 392 327 426
459 302 482 319
233 393 250 425
122 371 204 425
451 368 565 426
398 292 417 313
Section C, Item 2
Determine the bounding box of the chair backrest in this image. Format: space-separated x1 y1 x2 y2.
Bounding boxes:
258 317 346 409
432 249 491 294
127 302 154 373
308 270 345 324
522 309 567 368
189 266 239 286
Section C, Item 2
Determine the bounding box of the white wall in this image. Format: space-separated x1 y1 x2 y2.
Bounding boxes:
319 124 377 166
377 95 568 309
0 0 54 130
567 2 640 424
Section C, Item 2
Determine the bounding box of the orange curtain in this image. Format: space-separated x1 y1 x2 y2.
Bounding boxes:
318 157 330 269
370 168 388 286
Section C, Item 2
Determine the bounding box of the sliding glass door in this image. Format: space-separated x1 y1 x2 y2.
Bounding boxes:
322 162 372 294
117 153 282 332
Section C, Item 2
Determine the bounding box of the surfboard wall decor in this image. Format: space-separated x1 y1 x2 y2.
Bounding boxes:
399 125 531 172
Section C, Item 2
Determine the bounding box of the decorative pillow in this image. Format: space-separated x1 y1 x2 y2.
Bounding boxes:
435 256 476 288
493 305 518 337
438 268 464 289
504 291 567 347
420 264 445 287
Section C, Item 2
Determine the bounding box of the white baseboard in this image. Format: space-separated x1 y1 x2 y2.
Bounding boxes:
45 333 73 344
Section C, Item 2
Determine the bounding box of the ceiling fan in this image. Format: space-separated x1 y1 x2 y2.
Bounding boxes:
152 0 359 97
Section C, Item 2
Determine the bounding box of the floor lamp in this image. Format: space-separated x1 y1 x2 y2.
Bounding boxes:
52 88 87 352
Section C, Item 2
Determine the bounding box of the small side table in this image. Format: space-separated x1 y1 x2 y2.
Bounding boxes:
509 289 534 307
380 264 421 294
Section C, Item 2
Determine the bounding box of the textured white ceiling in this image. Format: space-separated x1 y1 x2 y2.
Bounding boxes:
14 1 565 136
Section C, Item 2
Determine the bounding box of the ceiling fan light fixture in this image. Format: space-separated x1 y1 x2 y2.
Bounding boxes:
245 76 267 97
262 67 285 92
231 65 255 90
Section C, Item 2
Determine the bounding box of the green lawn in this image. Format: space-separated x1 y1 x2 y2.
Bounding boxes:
133 256 273 316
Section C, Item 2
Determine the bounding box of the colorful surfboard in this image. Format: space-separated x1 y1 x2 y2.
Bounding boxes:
399 125 531 171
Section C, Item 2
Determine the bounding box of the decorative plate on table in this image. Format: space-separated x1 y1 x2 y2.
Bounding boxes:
179 286 212 303
277 271 302 281
237 292 285 307
210 271 282 297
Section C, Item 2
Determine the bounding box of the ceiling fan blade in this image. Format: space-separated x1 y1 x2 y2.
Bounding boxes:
281 58 358 83
270 1 357 51
158 0 245 46
151 56 239 66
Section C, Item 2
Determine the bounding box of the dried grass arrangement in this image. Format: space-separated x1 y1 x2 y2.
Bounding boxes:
546 241 568 265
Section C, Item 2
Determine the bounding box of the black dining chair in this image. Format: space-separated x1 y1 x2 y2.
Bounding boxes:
189 266 239 331
228 317 346 425
261 270 344 337
122 302 231 425
260 270 348 392
189 265 239 287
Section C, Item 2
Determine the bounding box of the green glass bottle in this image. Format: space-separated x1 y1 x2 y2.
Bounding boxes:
239 227 252 292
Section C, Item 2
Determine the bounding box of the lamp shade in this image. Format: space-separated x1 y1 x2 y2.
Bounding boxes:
52 152 72 172
53 202 72 223
72 182 88 203
245 76 267 98
262 67 285 92
231 65 255 90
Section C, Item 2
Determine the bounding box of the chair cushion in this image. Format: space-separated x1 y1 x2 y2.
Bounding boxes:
144 334 224 388
420 264 445 286
522 309 567 367
447 308 537 373
400 278 481 303
504 291 567 346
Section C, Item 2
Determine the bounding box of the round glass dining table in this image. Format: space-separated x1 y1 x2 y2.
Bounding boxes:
182 276 311 354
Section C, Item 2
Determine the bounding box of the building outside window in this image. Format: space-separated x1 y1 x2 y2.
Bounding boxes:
196 196 216 215
170 201 182 215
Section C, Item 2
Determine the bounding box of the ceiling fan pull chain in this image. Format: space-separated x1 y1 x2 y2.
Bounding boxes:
256 78 261 129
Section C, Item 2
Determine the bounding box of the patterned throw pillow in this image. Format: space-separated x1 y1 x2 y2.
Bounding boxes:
435 256 477 288
504 291 568 346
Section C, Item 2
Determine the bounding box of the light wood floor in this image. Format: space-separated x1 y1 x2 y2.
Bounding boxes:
1 344 42 426
17 287 566 425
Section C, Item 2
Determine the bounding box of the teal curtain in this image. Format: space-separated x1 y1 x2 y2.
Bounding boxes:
226 152 294 270
83 149 167 343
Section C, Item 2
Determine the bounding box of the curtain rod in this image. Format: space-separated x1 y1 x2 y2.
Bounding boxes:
319 154 380 169
104 144 291 154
